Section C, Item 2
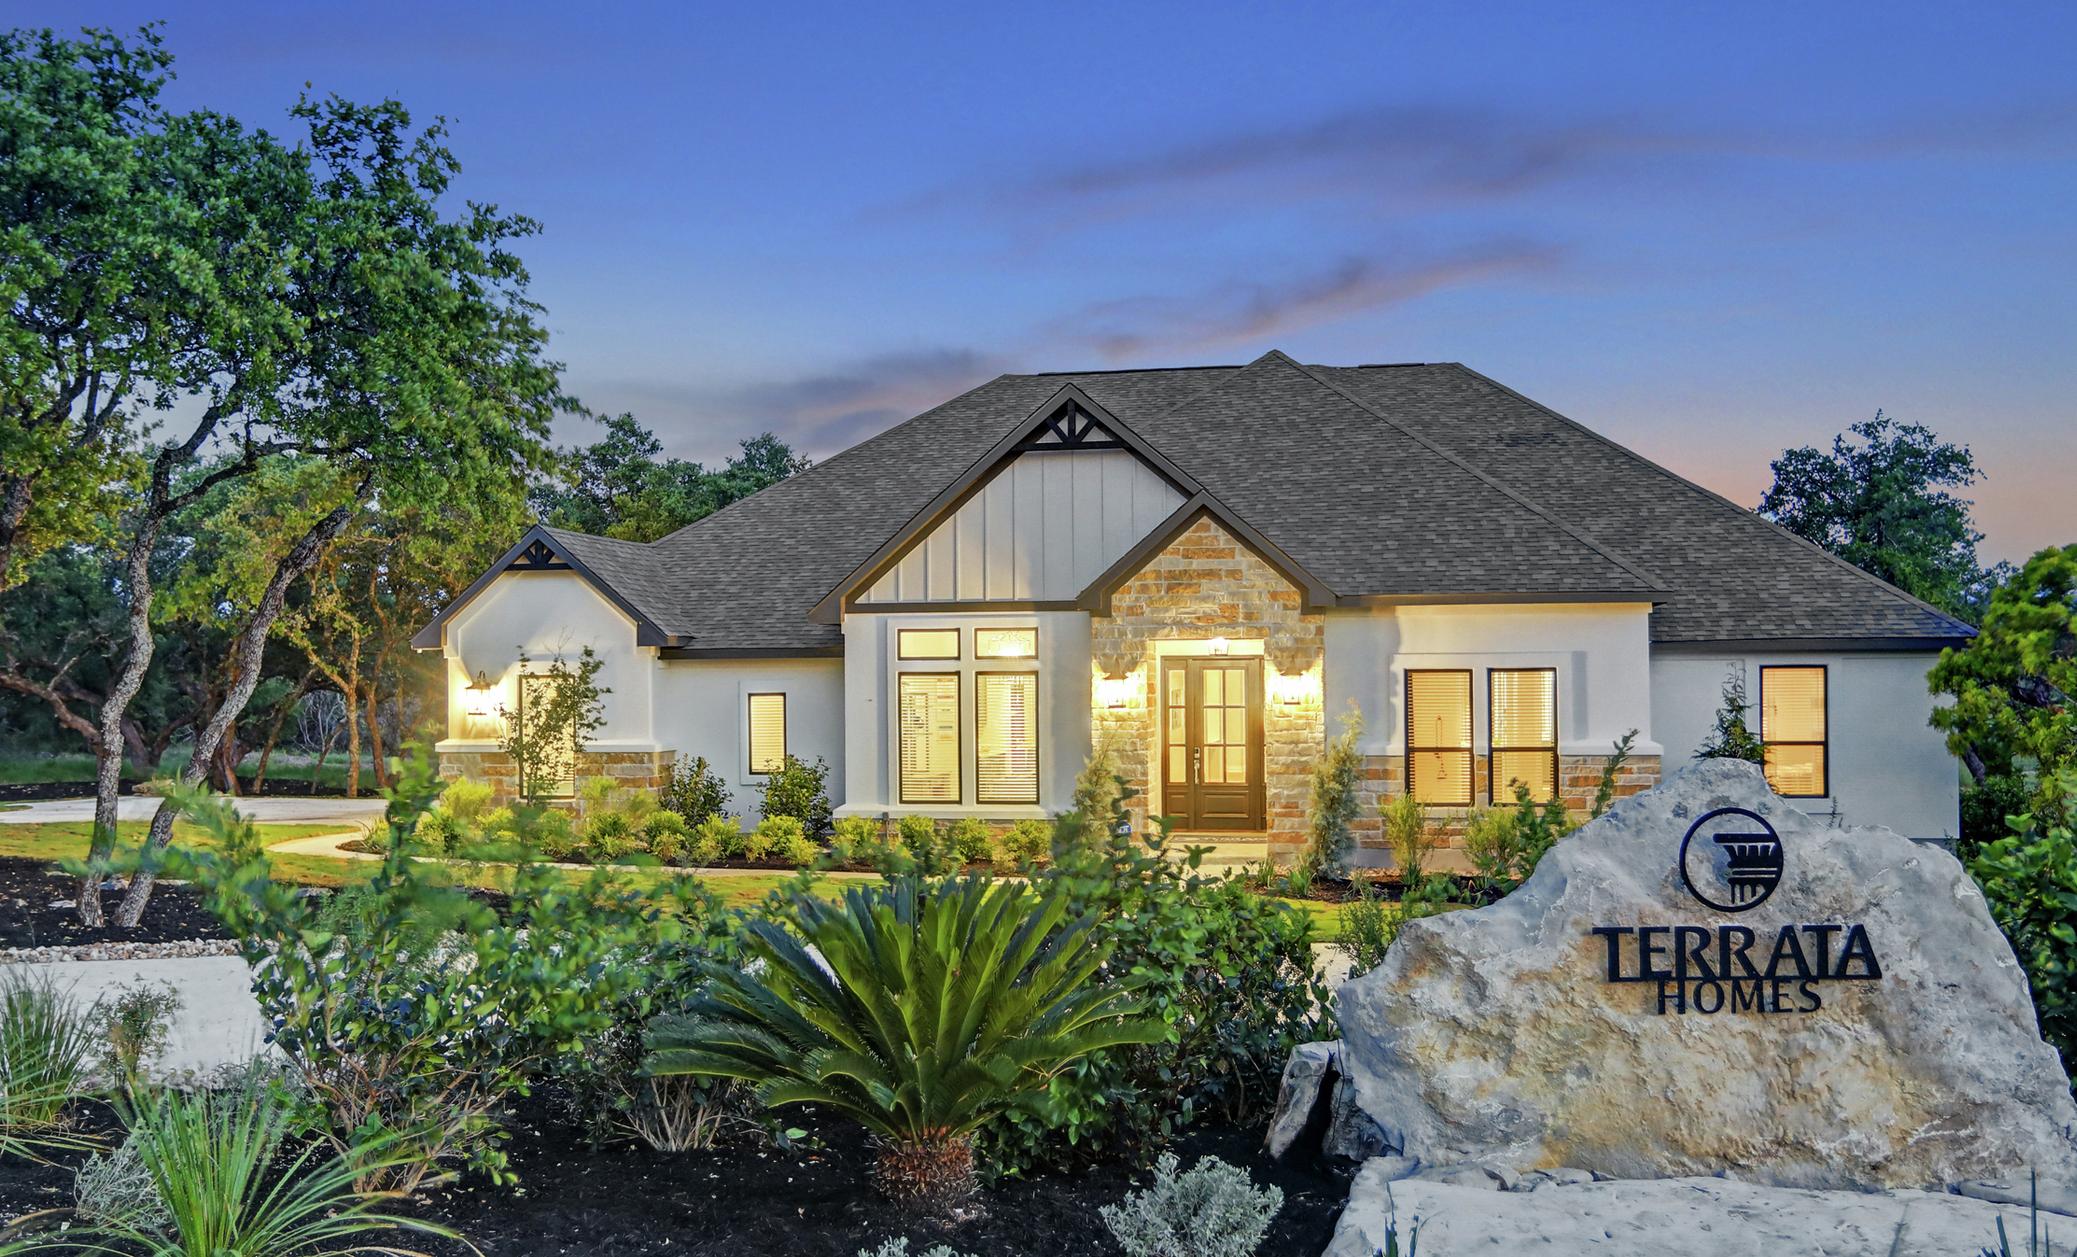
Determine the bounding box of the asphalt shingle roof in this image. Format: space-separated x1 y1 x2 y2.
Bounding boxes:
535 351 1969 652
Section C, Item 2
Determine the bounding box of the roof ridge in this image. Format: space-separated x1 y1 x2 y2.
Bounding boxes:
1269 351 1668 593
1024 363 1246 378
1441 363 1976 636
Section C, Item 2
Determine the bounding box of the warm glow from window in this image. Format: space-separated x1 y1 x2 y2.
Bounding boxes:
898 673 960 803
975 627 1037 659
1406 670 1473 806
897 628 960 660
1490 668 1558 804
976 672 1038 804
1761 666 1827 797
747 692 786 774
519 673 575 798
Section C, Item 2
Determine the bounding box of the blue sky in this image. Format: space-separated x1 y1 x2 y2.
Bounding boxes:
31 1 2077 560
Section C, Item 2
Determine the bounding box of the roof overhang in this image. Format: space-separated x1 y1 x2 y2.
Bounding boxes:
1331 591 1665 608
1651 634 1974 654
411 524 677 652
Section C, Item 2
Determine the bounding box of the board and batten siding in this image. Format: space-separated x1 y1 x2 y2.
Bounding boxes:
858 450 1184 604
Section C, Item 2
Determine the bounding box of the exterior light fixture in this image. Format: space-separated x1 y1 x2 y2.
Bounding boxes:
464 669 496 718
1207 636 1230 656
1097 674 1138 710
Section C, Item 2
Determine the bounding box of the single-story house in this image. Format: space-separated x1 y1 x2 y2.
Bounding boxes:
414 351 1970 861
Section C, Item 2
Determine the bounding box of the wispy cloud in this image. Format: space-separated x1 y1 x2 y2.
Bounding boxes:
1053 241 1562 358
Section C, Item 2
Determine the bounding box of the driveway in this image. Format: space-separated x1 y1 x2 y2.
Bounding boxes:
0 795 386 828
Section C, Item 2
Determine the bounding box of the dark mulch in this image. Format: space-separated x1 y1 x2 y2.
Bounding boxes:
0 781 141 803
0 1101 121 1227
401 1102 1345 1257
0 857 233 950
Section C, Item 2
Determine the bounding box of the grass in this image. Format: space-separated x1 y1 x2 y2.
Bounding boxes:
0 747 377 789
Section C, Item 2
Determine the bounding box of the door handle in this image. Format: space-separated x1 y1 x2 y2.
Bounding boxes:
1190 746 1202 784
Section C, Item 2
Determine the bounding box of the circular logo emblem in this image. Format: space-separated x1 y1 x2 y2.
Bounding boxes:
1678 807 1784 913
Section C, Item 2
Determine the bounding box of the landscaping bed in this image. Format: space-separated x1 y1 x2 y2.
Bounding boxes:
0 856 232 950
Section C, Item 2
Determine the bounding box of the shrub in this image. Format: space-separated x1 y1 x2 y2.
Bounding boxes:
1000 818 1052 868
413 808 462 855
859 1242 974 1257
1588 729 1639 821
1100 1151 1283 1257
580 810 642 864
1335 880 1401 975
759 754 834 837
692 814 738 864
780 833 822 868
0 967 99 1160
478 805 517 837
1383 793 1433 886
946 817 994 867
646 877 1160 1209
659 754 732 826
439 777 496 825
1300 704 1365 882
833 815 892 867
73 1133 168 1233
65 1066 457 1256
643 811 690 864
100 980 182 1085
739 818 777 862
1462 805 1522 891
985 824 1331 1174
1695 672 1764 764
1971 790 2077 1071
896 814 955 876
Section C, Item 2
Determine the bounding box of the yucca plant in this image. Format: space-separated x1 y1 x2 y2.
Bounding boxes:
25 1067 461 1257
645 875 1161 1209
0 967 101 1161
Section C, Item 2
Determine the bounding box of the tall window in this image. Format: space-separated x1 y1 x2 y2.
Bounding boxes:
1406 670 1474 805
518 673 575 799
898 673 961 803
746 692 787 774
1760 665 1827 797
1489 668 1558 804
975 672 1038 804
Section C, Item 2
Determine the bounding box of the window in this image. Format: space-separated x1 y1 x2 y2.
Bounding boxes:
1760 665 1827 797
1406 670 1474 805
898 628 961 660
1489 668 1558 804
976 672 1038 804
518 673 575 798
898 673 961 803
975 626 1038 659
746 692 786 774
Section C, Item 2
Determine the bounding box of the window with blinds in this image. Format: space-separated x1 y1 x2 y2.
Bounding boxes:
975 672 1038 804
747 692 786 774
1489 668 1558 804
1406 670 1474 806
1760 665 1827 797
898 673 961 803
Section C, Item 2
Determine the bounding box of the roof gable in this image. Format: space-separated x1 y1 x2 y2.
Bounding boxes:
411 524 677 651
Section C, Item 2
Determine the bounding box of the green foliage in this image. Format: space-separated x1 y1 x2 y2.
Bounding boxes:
530 412 809 543
1759 412 1996 620
1300 704 1366 882
758 754 834 837
1694 673 1765 765
1589 729 1639 821
985 823 1331 1175
1335 879 1402 974
0 967 99 1161
1071 739 1128 835
946 817 995 867
1383 793 1433 885
896 814 955 876
99 980 181 1086
438 778 495 825
659 755 732 826
410 808 461 855
1000 818 1052 868
642 811 689 864
692 814 739 864
1969 788 2077 1076
60 1066 456 1256
73 1134 168 1234
1963 773 2037 860
858 1241 974 1257
580 810 641 864
833 815 896 868
499 647 610 801
754 814 817 867
1099 1151 1283 1257
646 876 1160 1206
1932 546 2077 831
1980 1174 2068 1257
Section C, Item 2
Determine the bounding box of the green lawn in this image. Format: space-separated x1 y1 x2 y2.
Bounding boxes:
0 747 377 789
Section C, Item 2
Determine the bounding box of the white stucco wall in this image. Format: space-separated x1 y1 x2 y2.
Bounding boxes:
1650 649 1959 841
1323 603 1659 758
840 610 1093 818
653 658 845 801
437 570 657 750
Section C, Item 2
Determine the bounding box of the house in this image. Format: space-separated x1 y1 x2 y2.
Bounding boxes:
413 351 1970 861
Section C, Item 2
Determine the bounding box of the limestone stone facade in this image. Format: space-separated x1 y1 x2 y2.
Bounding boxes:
1091 516 1326 858
437 746 676 803
1352 752 1663 865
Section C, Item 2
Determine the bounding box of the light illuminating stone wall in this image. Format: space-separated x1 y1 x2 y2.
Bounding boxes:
437 746 676 803
1090 516 1326 858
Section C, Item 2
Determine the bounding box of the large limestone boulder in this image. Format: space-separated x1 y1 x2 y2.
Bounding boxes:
1335 758 2077 1189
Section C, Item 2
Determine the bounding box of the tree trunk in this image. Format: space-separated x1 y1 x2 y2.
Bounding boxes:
115 493 362 928
78 515 167 928
362 681 387 791
253 670 314 792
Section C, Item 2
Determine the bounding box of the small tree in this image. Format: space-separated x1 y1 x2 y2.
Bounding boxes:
758 754 833 836
499 647 609 800
1694 673 1765 764
660 755 732 826
1299 703 1364 882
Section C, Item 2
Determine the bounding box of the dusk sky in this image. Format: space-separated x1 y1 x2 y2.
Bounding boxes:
34 2 2077 561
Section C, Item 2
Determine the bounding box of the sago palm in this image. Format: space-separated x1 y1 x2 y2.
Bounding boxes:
645 875 1159 1208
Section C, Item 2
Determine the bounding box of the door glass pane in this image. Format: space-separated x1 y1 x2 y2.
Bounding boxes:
1168 667 1185 706
1205 668 1224 705
1226 746 1246 784
1204 708 1224 745
1170 746 1186 783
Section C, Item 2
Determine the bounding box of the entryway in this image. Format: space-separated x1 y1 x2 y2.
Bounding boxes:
1159 656 1266 832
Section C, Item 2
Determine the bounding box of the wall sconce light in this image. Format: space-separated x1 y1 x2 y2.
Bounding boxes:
464 670 496 719
1207 636 1230 656
1096 674 1139 710
1271 671 1321 708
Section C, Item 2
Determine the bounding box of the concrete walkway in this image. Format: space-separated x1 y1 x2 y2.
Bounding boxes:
12 954 272 1081
0 794 386 827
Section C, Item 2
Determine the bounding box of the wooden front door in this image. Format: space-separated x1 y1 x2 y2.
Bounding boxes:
1160 657 1266 831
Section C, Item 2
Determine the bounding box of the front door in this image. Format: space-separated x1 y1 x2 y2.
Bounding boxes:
1160 657 1266 831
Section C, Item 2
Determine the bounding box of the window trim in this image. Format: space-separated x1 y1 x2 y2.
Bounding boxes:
896 670 964 805
897 627 962 661
1405 668 1475 807
974 669 1041 806
1759 663 1829 799
745 691 787 776
1487 667 1559 806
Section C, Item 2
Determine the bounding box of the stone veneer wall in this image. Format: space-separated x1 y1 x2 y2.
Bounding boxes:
437 747 676 803
1351 752 1663 864
1091 516 1325 858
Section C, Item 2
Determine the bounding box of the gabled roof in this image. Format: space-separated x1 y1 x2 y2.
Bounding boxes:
410 524 681 651
417 352 1975 655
